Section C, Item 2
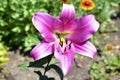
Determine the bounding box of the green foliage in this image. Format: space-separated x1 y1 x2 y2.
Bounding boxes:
0 0 62 51
90 62 109 80
0 43 9 69
104 55 120 76
90 54 120 80
0 0 120 52
24 34 40 51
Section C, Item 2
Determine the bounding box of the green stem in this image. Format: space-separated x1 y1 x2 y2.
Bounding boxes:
43 54 53 76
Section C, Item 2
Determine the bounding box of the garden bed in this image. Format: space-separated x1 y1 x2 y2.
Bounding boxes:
0 18 120 80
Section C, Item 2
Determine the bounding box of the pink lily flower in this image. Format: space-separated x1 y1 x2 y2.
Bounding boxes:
31 4 99 76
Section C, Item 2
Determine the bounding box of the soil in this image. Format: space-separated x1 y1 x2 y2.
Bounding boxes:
0 15 120 80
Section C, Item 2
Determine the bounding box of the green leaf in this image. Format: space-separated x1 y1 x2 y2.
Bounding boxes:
40 76 48 80
34 71 42 77
18 54 53 68
34 71 55 80
25 24 30 31
18 62 30 68
47 64 64 80
11 26 21 33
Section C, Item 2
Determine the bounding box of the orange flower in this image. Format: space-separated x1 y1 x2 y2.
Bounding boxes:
61 0 70 4
80 0 95 11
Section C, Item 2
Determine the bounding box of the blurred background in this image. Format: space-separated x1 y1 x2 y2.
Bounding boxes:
0 0 120 80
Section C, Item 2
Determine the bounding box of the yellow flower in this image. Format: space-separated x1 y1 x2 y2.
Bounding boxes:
61 0 70 4
80 0 95 11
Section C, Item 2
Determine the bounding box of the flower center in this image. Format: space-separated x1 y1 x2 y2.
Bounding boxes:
83 1 92 7
55 32 70 46
61 0 70 4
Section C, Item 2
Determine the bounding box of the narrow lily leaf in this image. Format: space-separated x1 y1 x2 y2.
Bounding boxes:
18 54 53 68
18 62 30 68
47 64 64 80
34 71 55 80
34 71 49 80
48 78 55 80
34 71 42 76
40 76 48 80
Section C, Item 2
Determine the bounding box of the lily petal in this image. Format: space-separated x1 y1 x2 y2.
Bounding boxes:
32 12 57 42
54 41 74 76
55 4 75 33
30 41 54 60
67 15 99 44
59 4 75 22
74 41 97 58
53 19 64 33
